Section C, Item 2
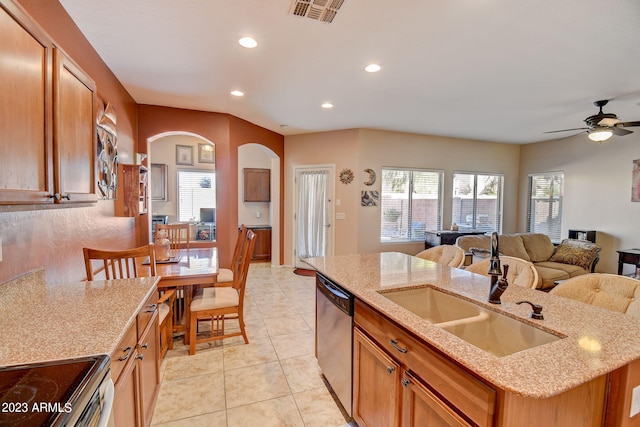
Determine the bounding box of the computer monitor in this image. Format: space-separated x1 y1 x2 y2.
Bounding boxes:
200 208 215 223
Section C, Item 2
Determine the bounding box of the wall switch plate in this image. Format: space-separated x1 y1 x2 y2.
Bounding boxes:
336 213 346 220
631 385 640 417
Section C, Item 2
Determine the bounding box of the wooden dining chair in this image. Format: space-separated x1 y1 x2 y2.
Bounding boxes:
216 224 248 285
83 244 176 358
156 223 190 249
188 230 256 355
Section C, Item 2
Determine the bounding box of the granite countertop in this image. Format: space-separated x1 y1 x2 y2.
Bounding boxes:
305 252 640 399
0 269 160 367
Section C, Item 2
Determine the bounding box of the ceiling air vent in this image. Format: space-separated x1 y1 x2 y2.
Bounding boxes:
290 0 349 24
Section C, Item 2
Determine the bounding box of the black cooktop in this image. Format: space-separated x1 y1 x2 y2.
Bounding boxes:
0 355 109 427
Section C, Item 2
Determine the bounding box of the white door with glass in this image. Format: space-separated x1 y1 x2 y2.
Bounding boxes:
294 166 334 268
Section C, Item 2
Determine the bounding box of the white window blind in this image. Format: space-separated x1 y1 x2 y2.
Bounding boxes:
452 172 503 233
177 170 216 222
527 172 564 242
380 168 443 242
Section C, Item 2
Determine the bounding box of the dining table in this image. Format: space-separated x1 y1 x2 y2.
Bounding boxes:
139 247 219 344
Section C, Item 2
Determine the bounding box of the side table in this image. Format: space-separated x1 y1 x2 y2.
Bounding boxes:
616 249 640 275
424 230 486 249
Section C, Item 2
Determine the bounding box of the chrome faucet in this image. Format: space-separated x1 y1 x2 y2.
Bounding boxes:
487 232 509 304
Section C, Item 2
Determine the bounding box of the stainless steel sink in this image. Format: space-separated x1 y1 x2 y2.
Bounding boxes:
379 286 564 357
378 287 481 324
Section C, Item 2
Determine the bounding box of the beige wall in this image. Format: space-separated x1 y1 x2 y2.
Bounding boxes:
284 129 521 266
519 132 640 274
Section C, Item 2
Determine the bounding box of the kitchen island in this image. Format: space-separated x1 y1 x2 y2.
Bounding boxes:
306 252 640 427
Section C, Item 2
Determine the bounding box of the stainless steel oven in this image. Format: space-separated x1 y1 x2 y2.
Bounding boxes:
0 354 114 427
316 272 354 416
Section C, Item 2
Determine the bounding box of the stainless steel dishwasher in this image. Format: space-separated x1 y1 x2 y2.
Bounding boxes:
316 272 354 416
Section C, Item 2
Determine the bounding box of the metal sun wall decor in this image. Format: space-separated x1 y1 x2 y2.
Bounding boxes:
96 101 118 199
339 168 354 185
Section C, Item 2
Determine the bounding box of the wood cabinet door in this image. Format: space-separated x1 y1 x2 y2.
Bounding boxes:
251 227 272 261
353 328 401 427
53 47 97 203
0 0 54 204
243 168 270 202
113 351 141 427
137 312 160 427
401 370 472 427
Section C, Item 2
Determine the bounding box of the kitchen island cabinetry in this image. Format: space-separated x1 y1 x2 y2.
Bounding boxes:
112 292 161 427
355 299 494 427
354 298 610 426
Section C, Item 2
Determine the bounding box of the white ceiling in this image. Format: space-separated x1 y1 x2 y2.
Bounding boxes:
58 0 640 144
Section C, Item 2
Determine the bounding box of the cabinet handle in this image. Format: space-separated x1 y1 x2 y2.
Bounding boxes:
136 354 144 361
401 378 410 388
146 304 157 312
386 366 395 374
60 194 70 200
118 346 132 361
140 342 149 350
390 339 408 353
48 194 60 200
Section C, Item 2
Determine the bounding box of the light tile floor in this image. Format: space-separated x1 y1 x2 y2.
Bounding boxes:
150 263 356 427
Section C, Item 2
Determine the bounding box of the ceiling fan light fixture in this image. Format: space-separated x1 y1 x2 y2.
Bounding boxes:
588 127 613 142
238 37 257 48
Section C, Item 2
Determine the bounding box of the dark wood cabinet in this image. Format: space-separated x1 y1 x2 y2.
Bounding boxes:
249 226 272 261
244 168 270 202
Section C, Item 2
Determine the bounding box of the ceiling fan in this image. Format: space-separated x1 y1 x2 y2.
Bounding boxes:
545 100 640 142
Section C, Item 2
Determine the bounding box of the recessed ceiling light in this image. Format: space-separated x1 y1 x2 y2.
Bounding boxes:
365 63 381 73
238 37 257 48
321 103 334 109
230 90 244 97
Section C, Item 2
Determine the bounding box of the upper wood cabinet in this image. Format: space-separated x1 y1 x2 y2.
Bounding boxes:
0 0 53 204
52 47 97 204
0 0 97 206
244 168 271 202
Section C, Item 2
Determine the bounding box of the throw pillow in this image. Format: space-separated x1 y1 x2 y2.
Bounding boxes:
549 239 601 271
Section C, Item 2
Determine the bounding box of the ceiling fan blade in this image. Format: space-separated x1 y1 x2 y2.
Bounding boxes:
611 126 633 136
616 121 640 128
543 127 589 134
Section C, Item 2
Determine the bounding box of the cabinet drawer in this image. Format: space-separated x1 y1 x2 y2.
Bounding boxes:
355 299 495 427
111 321 137 384
137 292 158 339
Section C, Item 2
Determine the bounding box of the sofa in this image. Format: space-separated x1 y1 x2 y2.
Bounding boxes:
455 233 601 290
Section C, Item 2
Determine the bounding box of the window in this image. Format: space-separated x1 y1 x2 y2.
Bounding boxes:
452 172 503 233
177 170 216 223
527 172 564 242
380 168 443 242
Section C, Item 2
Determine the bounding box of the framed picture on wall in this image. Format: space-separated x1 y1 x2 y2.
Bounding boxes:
198 143 215 164
176 145 193 166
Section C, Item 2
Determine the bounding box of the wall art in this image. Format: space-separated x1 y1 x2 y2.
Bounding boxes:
339 168 354 185
361 190 379 206
176 144 194 166
96 100 118 199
